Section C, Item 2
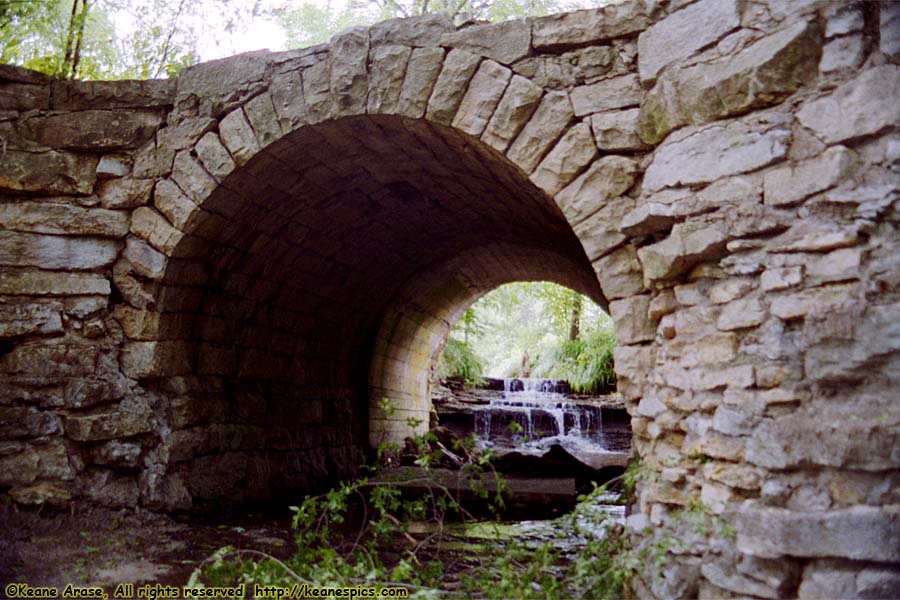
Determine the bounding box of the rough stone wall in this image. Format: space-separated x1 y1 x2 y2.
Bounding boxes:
1 0 899 596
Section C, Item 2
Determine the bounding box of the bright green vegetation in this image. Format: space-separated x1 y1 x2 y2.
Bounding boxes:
187 435 644 599
437 282 617 393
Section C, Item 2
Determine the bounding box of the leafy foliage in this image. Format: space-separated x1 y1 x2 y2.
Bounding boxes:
189 442 646 599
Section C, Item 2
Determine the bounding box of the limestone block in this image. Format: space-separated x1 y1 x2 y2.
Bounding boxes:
717 297 767 331
301 58 333 124
396 47 445 118
807 247 861 284
594 245 644 301
17 109 160 150
175 50 268 114
370 13 453 47
154 179 200 231
367 44 412 115
701 554 799 599
649 289 677 322
0 202 129 238
759 267 802 293
0 303 63 340
506 91 573 174
426 49 481 125
613 344 656 400
120 340 192 378
1 82 50 111
0 441 74 486
219 109 261 167
637 0 740 83
702 462 763 491
881 2 900 59
748 389 898 471
269 68 307 132
709 279 753 304
532 2 651 50
573 195 635 262
825 5 864 38
820 34 866 75
512 46 615 90
64 397 156 442
769 282 855 321
194 132 236 183
554 155 637 226
122 237 167 280
570 74 642 117
330 27 369 116
451 60 512 137
610 294 654 344
8 483 71 507
658 363 754 392
481 75 542 153
764 146 855 206
678 332 738 366
97 177 154 209
140 469 191 511
82 470 139 508
529 122 597 196
243 92 283 149
590 108 649 151
797 65 900 144
440 19 530 65
638 20 821 143
638 220 728 285
733 502 900 562
643 116 790 192
798 559 900 600
0 149 98 196
0 231 121 270
0 269 110 296
91 440 141 467
130 206 185 255
96 154 132 179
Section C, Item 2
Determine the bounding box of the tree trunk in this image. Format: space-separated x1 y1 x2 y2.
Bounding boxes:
568 295 582 341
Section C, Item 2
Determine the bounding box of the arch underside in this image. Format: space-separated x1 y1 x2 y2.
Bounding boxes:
155 115 602 499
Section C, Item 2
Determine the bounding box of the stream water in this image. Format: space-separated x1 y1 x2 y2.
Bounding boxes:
471 378 629 462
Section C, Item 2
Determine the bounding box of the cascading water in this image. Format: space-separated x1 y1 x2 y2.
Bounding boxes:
473 378 617 457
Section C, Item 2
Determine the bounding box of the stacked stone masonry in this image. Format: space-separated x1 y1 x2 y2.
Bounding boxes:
1 0 899 596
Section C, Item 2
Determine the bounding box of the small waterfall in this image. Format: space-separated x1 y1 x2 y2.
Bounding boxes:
476 378 610 451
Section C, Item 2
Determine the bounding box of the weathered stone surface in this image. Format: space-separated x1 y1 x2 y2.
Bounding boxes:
594 245 644 301
0 303 63 340
0 440 74 486
330 27 369 116
83 470 139 508
481 75 543 152
570 74 642 117
120 340 192 378
64 397 156 441
702 553 799 599
529 122 597 196
194 132 236 183
797 65 900 144
0 150 98 196
717 297 767 331
175 50 268 118
798 559 900 600
733 503 900 562
610 294 654 344
761 266 803 291
532 2 652 50
555 156 637 226
370 13 453 47
614 344 655 400
0 231 121 270
764 145 855 206
451 60 511 137
591 108 648 151
573 195 635 262
367 44 412 115
219 108 261 167
638 220 728 285
881 2 900 59
269 68 307 132
638 20 821 143
440 19 530 65
643 116 791 192
130 206 185 254
396 47 445 118
820 34 866 75
637 0 740 83
0 202 129 237
97 177 154 209
52 78 175 110
0 268 110 296
301 58 333 124
243 92 282 149
506 91 573 174
96 154 132 178
426 49 481 125
9 483 71 507
512 45 615 90
17 110 160 151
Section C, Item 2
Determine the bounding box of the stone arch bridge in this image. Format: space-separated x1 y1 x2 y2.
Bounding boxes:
2 0 899 596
